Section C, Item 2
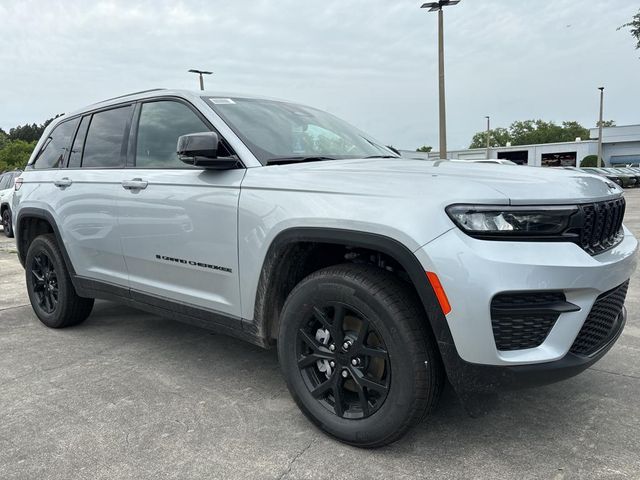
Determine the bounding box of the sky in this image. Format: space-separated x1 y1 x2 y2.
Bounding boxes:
1 0 639 150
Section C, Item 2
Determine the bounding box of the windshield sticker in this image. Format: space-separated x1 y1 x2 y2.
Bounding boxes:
210 98 236 105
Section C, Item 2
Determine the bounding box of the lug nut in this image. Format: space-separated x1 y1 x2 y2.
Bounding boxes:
329 344 336 351
341 370 349 378
351 358 360 366
329 360 336 368
342 340 352 350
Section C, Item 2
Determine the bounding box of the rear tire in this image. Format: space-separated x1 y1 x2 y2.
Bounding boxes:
25 234 94 328
2 208 13 238
278 264 444 448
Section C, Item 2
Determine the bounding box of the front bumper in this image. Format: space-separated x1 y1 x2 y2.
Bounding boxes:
414 225 637 393
440 306 626 394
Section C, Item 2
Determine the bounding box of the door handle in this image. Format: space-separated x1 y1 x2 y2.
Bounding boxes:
122 178 148 190
54 177 72 188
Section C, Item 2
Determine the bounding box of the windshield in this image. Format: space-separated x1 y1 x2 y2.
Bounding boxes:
204 97 395 164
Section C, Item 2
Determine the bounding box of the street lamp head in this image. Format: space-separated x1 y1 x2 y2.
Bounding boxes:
188 69 213 75
421 0 460 12
598 86 605 91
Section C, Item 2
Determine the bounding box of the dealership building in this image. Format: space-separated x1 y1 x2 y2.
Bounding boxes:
402 124 640 167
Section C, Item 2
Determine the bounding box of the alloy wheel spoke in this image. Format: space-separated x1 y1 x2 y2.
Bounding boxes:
298 351 333 369
332 376 345 417
310 378 333 399
44 291 52 312
358 345 388 359
353 379 370 417
350 366 388 394
332 305 346 345
31 270 45 285
353 317 370 349
312 306 334 335
299 329 321 352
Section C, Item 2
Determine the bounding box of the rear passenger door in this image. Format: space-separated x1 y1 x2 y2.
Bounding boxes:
117 98 245 318
53 105 134 287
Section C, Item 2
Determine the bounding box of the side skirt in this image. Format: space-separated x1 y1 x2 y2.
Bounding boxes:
73 276 270 348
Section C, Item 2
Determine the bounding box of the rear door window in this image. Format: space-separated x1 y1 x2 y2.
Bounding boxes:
33 118 79 169
82 106 133 168
0 174 9 190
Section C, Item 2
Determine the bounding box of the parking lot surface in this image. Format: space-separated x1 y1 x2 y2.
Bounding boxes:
1 191 640 480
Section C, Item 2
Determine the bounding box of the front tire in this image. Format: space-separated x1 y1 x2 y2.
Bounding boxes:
278 264 444 448
1 208 13 237
25 234 94 328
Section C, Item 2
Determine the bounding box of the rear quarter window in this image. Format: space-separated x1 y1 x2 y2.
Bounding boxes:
33 118 79 169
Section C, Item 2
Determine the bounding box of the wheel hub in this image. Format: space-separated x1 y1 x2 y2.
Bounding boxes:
298 304 391 419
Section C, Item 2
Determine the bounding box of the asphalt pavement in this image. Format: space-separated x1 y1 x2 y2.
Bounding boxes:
1 191 640 479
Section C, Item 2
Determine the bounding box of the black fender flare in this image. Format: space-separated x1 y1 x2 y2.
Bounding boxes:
15 207 77 279
254 227 461 377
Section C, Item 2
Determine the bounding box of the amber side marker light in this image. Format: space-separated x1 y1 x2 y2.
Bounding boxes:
426 271 451 315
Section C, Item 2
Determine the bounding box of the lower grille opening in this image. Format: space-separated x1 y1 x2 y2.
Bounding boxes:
491 291 577 351
570 281 629 356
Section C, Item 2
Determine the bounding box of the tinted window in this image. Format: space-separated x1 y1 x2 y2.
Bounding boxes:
68 116 90 168
205 97 393 164
135 101 210 168
0 174 9 190
82 106 132 168
33 119 79 169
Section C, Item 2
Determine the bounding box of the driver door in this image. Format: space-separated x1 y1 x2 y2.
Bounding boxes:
116 99 245 318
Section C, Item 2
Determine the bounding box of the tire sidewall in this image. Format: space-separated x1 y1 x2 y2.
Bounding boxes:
278 271 428 446
2 208 12 237
25 236 70 328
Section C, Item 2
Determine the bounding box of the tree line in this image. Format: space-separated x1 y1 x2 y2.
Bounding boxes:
0 115 62 172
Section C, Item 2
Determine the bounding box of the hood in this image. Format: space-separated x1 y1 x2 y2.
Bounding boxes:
246 158 622 206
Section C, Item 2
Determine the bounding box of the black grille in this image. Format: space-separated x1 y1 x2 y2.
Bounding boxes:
491 291 568 351
570 281 628 356
578 198 625 255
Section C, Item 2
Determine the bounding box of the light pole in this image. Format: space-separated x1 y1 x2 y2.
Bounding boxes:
421 0 461 160
188 69 213 91
485 116 491 158
597 87 605 168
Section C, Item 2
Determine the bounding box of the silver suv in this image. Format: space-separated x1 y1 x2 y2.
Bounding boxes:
12 89 638 447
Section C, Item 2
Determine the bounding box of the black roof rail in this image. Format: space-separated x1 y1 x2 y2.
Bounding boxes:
92 88 166 105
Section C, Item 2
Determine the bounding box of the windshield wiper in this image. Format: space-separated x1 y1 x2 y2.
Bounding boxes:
363 155 399 159
266 156 337 165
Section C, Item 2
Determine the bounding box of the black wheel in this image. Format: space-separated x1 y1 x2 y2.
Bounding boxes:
1 208 13 238
278 264 444 448
25 234 94 328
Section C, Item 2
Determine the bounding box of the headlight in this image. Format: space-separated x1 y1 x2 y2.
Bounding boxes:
446 204 579 238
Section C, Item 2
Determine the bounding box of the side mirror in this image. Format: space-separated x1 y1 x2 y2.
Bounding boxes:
177 132 238 169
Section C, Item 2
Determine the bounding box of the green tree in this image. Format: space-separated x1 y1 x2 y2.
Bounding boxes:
596 120 616 127
580 155 598 167
618 8 640 51
469 120 590 148
416 145 432 152
469 127 511 148
0 140 37 171
8 114 63 143
0 129 8 150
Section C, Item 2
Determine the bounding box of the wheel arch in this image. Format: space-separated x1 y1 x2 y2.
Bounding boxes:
15 208 76 278
252 227 454 356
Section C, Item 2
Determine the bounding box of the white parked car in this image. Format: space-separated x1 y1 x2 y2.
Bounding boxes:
450 159 518 165
0 169 21 237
